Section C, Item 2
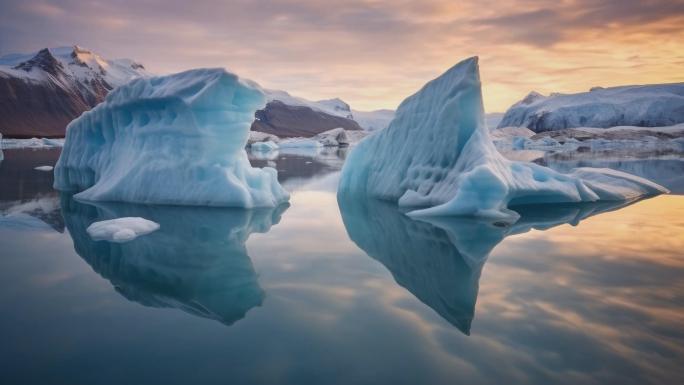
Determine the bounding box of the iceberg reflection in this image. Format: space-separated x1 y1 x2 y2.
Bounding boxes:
61 195 288 325
338 196 643 334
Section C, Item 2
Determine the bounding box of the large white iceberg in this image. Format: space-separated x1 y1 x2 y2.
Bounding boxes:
54 68 289 208
338 57 668 219
497 83 684 131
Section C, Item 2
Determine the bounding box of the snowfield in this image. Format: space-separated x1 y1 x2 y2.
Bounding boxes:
54 68 289 208
338 57 668 220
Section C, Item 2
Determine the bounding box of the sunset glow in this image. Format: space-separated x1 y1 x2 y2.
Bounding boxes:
2 0 683 112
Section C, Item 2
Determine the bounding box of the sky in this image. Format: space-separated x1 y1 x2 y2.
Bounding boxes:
1 0 683 112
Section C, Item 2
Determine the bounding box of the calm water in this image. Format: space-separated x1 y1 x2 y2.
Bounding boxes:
1 147 683 385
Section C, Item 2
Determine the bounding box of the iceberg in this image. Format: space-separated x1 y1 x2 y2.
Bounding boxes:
497 83 684 131
338 57 668 219
250 140 279 152
278 137 324 149
313 127 351 147
86 217 160 242
54 68 289 208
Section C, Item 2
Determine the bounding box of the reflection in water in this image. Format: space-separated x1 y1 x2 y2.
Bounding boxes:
544 153 684 194
249 147 348 191
0 148 61 201
0 149 65 232
338 195 641 334
0 195 64 232
61 195 289 325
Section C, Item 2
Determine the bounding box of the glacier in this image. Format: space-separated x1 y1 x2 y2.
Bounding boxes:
497 83 684 131
54 68 289 208
338 57 668 220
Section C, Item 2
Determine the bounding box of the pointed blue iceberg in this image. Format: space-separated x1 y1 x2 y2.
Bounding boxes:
338 57 667 219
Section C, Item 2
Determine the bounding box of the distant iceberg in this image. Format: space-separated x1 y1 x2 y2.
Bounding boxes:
338 57 667 220
497 83 684 131
54 68 289 208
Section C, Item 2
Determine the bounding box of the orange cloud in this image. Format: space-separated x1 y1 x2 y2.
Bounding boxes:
2 0 682 112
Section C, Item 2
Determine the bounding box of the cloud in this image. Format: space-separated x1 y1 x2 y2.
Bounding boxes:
0 0 682 111
475 0 684 47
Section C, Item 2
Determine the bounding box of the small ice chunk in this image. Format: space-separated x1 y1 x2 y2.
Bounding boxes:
87 217 160 242
313 127 350 146
278 138 324 148
250 140 279 152
34 165 54 171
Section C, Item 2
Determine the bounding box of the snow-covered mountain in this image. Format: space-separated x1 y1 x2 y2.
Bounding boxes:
352 109 395 131
497 83 684 132
264 89 354 119
252 89 363 137
0 45 147 137
0 44 393 139
254 89 396 136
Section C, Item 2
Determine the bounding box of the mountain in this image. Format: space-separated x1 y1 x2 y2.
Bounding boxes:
251 90 363 137
352 109 395 131
497 83 684 132
0 46 147 138
0 45 391 139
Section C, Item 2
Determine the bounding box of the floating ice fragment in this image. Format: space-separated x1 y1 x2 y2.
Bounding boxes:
86 217 159 242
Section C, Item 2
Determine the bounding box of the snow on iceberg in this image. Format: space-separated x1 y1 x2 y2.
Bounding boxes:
338 57 668 220
54 68 289 208
498 83 684 131
86 217 159 242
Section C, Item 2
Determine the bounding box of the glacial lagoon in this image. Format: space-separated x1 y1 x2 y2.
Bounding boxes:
1 147 683 385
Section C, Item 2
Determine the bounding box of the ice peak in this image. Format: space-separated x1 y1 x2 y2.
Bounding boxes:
70 45 109 75
72 45 92 54
13 48 64 76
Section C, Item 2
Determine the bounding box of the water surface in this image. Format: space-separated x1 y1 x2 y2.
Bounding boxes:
1 148 683 385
